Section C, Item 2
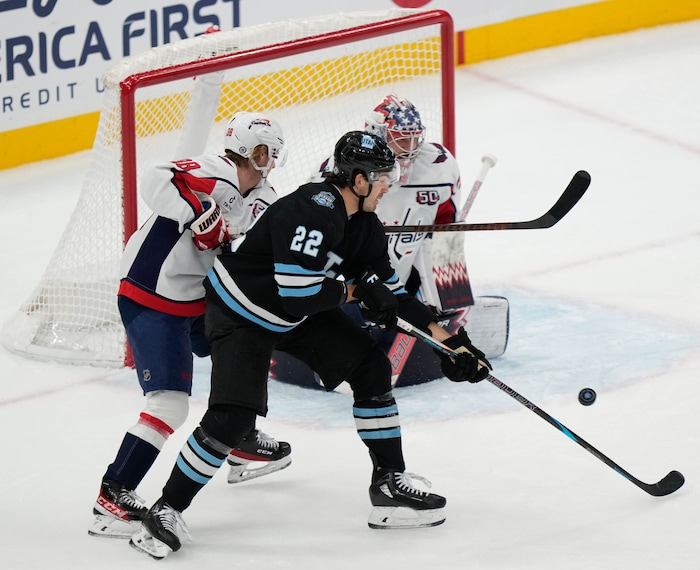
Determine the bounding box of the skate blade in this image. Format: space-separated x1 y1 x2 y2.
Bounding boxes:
88 514 141 539
129 527 173 560
368 506 446 529
227 456 292 484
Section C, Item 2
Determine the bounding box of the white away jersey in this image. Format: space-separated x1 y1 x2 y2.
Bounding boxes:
118 154 277 316
312 142 461 284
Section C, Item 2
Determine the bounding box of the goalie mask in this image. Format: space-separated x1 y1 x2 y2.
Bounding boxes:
365 94 425 161
224 112 287 178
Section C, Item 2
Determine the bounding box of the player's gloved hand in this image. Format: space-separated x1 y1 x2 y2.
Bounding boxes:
190 200 231 250
437 327 492 383
354 271 399 328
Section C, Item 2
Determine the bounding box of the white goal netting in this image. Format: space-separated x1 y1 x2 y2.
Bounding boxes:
2 9 454 366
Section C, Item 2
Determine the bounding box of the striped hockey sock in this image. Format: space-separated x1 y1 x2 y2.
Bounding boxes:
353 396 406 476
162 427 229 512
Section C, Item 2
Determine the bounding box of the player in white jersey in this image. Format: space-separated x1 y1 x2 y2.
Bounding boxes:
361 96 508 372
89 112 292 540
366 94 461 302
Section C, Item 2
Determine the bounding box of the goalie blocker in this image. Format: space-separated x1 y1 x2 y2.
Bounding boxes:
270 296 509 389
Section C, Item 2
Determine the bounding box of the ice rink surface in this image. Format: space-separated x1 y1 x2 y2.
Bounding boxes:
1 20 699 569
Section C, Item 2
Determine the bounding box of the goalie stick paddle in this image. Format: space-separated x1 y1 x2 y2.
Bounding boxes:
395 317 685 497
385 170 591 233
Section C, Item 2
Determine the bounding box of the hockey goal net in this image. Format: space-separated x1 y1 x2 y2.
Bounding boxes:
2 8 455 367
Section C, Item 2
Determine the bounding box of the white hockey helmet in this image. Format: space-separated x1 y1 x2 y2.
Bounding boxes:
365 94 425 161
224 112 287 177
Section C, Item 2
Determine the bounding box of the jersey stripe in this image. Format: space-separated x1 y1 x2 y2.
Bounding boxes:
274 262 326 299
383 272 408 295
207 260 303 332
117 280 205 317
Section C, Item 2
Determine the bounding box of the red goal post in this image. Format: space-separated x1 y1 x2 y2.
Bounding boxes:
2 9 455 367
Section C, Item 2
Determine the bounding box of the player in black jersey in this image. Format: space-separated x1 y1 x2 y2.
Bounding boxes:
129 131 492 559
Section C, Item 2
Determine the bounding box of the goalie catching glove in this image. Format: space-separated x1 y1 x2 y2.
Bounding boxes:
190 200 231 251
354 271 398 328
437 327 492 383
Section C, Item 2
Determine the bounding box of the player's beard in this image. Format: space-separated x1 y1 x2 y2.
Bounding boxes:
363 187 383 212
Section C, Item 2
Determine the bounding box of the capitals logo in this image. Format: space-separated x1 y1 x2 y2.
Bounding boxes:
251 201 268 220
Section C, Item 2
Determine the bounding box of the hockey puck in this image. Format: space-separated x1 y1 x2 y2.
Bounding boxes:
578 388 597 406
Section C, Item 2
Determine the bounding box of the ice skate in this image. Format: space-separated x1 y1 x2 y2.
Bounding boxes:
129 498 191 560
227 429 292 484
368 471 446 529
88 479 147 538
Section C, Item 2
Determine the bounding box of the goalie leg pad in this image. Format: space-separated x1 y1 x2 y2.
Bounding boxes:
460 296 509 358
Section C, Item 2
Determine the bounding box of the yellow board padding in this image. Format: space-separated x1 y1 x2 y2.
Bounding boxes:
4 1 700 169
133 41 441 138
1 112 100 170
457 0 700 65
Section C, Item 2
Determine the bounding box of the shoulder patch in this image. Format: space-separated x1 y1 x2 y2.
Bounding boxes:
311 190 336 209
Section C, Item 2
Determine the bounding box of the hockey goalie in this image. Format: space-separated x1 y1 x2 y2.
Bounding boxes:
270 94 509 389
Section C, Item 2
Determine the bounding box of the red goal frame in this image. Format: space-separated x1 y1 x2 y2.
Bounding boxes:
118 10 455 246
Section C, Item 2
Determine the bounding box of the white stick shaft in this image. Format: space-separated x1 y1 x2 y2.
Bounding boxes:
458 154 497 222
396 318 454 355
396 317 490 370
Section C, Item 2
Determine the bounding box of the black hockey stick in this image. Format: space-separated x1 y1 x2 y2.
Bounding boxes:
395 317 685 497
384 170 590 233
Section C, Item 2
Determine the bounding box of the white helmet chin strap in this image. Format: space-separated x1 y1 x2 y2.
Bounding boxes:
250 145 287 178
250 156 275 178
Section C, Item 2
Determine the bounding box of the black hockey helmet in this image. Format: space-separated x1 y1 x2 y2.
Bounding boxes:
332 130 397 184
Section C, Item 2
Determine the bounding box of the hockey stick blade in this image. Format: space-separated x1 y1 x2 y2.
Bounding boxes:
394 317 685 497
384 170 590 233
646 470 685 497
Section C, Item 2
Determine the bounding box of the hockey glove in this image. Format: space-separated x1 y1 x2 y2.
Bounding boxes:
354 271 399 328
190 200 231 251
437 327 492 383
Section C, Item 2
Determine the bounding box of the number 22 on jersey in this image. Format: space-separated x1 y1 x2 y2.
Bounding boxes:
290 225 323 257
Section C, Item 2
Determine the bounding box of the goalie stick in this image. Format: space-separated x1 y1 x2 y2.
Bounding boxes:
384 170 590 233
395 317 685 497
458 153 497 222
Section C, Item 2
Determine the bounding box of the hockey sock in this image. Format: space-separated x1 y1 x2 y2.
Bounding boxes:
353 395 406 480
161 427 229 512
103 406 180 489
104 433 159 490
